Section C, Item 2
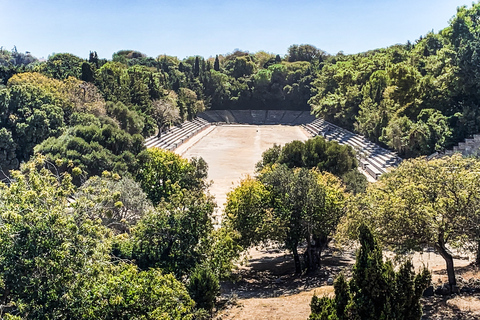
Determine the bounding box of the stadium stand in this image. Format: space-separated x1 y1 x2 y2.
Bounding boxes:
429 134 480 159
145 110 402 180
302 118 402 180
145 117 211 151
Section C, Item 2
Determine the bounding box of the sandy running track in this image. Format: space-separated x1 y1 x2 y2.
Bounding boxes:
176 125 309 220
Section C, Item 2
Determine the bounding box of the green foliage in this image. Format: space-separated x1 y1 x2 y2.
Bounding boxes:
340 169 367 195
74 173 152 233
288 44 327 63
224 176 272 248
258 136 365 193
310 295 338 320
76 263 196 320
151 97 181 134
38 53 84 80
340 154 480 290
136 148 208 205
226 165 345 274
260 166 346 273
105 101 145 135
308 3 480 157
0 73 68 167
187 266 220 312
0 157 199 319
130 189 214 278
0 158 110 319
204 227 243 280
260 136 357 175
35 121 145 179
9 1 480 160
310 225 431 320
0 127 18 171
0 49 37 85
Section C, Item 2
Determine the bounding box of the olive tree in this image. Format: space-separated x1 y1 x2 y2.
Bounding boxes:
340 154 480 292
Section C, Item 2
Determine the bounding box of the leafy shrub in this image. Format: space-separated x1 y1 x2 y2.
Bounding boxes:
187 266 220 312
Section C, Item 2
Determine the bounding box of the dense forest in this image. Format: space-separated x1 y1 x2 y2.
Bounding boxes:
2 2 480 319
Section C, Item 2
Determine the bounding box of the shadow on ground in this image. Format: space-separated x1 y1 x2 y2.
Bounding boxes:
221 248 356 299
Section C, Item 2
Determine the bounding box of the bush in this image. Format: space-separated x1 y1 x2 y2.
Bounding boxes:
187 266 220 312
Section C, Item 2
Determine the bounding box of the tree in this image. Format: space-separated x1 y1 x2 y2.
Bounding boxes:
340 154 480 292
0 157 111 319
194 56 200 77
76 263 196 320
187 266 220 312
310 225 430 320
130 189 215 278
257 137 364 192
64 77 106 116
81 62 95 82
38 53 84 80
228 56 256 79
260 166 345 273
151 98 181 137
74 173 152 233
0 156 197 319
214 55 220 71
224 176 273 248
136 148 208 205
35 121 145 180
105 101 145 135
288 44 327 63
0 73 68 166
89 51 99 68
0 127 18 171
226 166 345 274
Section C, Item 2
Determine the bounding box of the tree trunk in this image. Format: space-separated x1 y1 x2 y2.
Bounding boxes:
305 236 314 274
313 235 329 267
476 239 480 266
435 235 457 293
292 245 302 274
157 125 164 138
305 235 329 274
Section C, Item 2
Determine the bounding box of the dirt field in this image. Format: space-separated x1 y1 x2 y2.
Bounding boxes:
178 124 309 220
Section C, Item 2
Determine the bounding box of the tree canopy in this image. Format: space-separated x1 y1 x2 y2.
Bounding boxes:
339 154 480 292
225 165 346 274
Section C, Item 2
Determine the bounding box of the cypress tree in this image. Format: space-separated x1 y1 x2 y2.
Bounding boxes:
89 51 99 68
309 225 431 320
194 56 200 76
214 55 220 71
81 62 95 82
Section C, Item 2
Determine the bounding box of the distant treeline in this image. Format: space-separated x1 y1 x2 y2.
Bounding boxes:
2 3 480 169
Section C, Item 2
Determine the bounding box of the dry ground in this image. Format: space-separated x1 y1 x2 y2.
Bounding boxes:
178 124 310 220
176 124 480 319
215 247 480 320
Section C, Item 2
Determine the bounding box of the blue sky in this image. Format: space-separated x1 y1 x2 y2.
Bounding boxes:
0 0 474 60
